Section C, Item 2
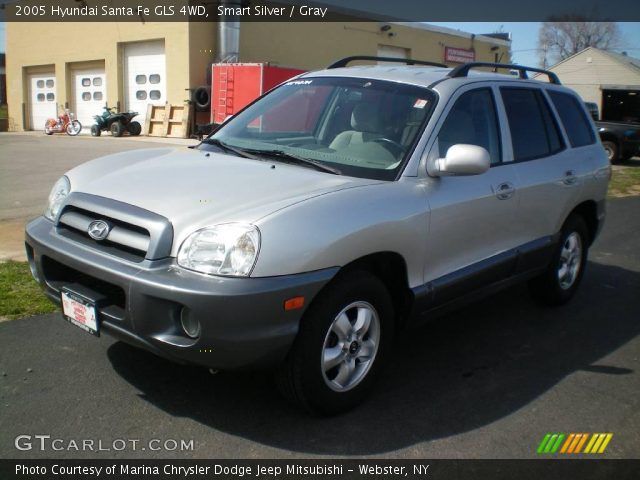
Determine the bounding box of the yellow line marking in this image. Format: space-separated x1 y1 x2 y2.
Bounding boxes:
584 433 598 453
590 434 606 454
598 434 613 454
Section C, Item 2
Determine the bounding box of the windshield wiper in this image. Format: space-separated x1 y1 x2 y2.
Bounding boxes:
201 138 259 159
245 149 342 175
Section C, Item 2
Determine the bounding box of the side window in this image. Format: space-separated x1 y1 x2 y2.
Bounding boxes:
438 88 501 165
548 91 596 147
500 88 564 161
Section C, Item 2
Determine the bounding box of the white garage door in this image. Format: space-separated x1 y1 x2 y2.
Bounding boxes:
124 41 166 125
73 69 106 129
29 74 57 131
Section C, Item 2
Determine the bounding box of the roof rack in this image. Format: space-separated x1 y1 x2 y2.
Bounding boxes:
327 56 447 69
447 62 561 85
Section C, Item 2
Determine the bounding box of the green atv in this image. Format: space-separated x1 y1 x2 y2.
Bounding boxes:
90 106 142 137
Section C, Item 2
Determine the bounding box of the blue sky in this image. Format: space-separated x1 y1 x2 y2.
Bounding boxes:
429 22 640 67
0 22 639 66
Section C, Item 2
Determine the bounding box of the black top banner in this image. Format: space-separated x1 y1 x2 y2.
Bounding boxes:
1 0 640 22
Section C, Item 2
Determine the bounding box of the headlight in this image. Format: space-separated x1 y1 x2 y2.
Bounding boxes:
177 224 260 276
44 176 70 221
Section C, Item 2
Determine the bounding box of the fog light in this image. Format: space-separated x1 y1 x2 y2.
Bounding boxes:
180 308 201 338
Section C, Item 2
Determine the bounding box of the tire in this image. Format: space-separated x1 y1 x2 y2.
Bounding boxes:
110 121 124 137
128 121 142 136
276 270 394 415
193 85 211 112
44 123 54 135
602 141 618 164
66 120 82 136
528 215 589 306
90 124 101 137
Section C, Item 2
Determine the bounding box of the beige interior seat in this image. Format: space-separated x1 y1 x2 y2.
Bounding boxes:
329 103 385 150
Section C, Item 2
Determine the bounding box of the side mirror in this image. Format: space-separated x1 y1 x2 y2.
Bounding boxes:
434 144 490 176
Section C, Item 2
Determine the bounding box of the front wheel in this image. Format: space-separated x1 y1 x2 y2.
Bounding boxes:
602 141 618 164
90 124 101 137
66 120 82 136
110 121 124 137
276 270 394 415
528 215 589 306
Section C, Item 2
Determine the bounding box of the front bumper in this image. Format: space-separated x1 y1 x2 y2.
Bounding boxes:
26 216 337 370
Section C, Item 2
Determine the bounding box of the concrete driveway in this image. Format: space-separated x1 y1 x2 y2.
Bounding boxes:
0 133 197 260
0 197 638 459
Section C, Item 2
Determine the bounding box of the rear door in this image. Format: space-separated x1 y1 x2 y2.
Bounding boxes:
499 86 581 246
422 85 520 298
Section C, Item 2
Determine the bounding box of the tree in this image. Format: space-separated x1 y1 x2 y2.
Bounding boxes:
538 19 620 68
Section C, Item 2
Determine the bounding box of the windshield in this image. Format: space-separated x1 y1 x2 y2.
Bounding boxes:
203 77 436 180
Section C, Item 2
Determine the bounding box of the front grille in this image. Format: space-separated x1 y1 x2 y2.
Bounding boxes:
55 192 174 262
58 206 149 262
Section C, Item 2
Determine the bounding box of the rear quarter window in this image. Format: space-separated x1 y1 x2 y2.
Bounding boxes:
548 91 596 148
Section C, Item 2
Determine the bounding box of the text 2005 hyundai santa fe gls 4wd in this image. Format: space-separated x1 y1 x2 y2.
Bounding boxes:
26 57 610 415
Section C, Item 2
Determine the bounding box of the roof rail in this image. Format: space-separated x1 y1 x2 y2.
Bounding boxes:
447 62 561 85
327 56 447 69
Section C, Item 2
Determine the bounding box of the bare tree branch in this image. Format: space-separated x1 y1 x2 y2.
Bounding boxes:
538 19 620 68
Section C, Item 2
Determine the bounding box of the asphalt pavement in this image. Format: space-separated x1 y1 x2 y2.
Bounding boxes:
0 196 638 459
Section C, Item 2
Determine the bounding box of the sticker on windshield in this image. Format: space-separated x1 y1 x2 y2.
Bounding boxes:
285 80 313 86
413 99 428 109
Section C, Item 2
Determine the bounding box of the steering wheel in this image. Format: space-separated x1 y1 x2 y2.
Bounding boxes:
371 137 405 157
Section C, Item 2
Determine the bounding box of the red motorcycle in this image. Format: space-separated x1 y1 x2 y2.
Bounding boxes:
44 108 82 136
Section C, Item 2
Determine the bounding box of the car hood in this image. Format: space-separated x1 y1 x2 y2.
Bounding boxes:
66 147 380 237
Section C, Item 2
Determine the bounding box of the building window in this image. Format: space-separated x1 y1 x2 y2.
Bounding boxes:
93 77 102 87
37 93 45 102
46 79 55 88
46 93 55 101
37 80 45 88
135 75 147 85
93 92 103 101
149 90 161 100
82 92 91 101
149 74 161 84
82 78 91 87
136 90 147 100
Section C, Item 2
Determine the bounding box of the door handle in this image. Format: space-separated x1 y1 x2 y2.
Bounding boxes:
563 170 578 185
494 182 515 200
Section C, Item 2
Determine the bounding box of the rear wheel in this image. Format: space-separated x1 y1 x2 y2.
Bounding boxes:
128 121 142 136
110 121 124 137
529 215 589 305
602 141 618 164
90 124 101 137
276 270 394 415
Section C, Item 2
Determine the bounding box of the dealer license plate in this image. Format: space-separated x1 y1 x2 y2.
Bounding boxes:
61 288 99 336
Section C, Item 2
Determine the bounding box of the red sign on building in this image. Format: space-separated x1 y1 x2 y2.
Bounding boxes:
444 47 476 64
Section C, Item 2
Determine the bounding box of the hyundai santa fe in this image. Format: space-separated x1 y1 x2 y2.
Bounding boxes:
26 57 610 414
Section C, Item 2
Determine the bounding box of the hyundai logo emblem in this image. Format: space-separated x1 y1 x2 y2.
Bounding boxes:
87 220 110 241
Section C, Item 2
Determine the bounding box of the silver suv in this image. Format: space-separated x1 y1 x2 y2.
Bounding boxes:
26 57 610 414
